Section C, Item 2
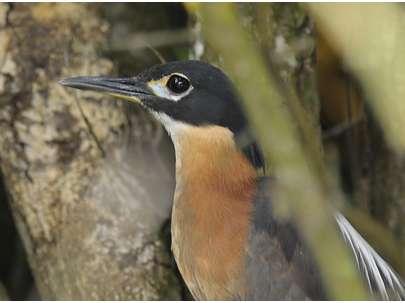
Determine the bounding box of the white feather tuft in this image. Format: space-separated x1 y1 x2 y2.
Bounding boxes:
335 212 405 300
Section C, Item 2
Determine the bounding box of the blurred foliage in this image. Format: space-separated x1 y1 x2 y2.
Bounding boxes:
308 4 405 153
308 4 405 274
195 3 368 299
99 3 189 76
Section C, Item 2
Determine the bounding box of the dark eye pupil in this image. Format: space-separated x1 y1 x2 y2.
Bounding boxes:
167 75 190 94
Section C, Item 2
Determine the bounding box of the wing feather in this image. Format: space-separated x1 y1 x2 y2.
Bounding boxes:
335 213 405 300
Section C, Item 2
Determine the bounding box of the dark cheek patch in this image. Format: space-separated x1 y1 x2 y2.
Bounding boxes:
144 87 265 171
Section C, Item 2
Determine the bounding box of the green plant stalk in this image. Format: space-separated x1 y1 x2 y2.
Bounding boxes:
196 3 369 299
307 4 405 153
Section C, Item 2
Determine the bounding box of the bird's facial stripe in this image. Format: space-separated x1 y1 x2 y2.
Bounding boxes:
147 73 193 102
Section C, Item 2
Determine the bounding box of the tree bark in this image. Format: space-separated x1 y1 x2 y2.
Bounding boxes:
0 3 181 299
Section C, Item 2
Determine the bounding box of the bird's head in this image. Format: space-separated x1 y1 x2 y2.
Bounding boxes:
60 60 264 169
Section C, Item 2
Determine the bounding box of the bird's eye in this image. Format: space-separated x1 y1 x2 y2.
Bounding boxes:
166 74 190 94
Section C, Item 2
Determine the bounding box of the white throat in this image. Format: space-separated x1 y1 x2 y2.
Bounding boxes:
151 112 189 149
150 112 192 177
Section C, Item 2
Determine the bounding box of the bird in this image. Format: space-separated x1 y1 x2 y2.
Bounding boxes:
59 60 405 300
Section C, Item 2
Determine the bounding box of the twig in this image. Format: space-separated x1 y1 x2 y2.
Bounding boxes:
73 93 106 158
145 42 166 64
322 116 364 140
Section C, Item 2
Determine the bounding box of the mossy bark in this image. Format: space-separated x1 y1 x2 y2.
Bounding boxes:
0 3 181 299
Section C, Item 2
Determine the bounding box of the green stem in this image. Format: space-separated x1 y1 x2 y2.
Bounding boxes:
197 3 369 299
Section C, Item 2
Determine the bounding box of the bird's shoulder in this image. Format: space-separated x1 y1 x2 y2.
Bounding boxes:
244 176 327 300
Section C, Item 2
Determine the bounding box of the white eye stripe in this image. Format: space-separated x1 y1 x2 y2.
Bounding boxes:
171 72 189 79
148 73 193 102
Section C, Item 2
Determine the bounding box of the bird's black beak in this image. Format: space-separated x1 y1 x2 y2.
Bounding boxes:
59 76 154 104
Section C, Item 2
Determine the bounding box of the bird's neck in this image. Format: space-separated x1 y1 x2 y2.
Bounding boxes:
166 121 257 299
171 124 257 185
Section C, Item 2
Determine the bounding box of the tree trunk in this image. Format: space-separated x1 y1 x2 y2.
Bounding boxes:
0 3 181 299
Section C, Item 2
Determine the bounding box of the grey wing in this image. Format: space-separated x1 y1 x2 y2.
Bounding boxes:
245 177 327 300
335 213 405 300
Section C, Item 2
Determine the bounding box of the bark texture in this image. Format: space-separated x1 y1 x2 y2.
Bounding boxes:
0 3 181 299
